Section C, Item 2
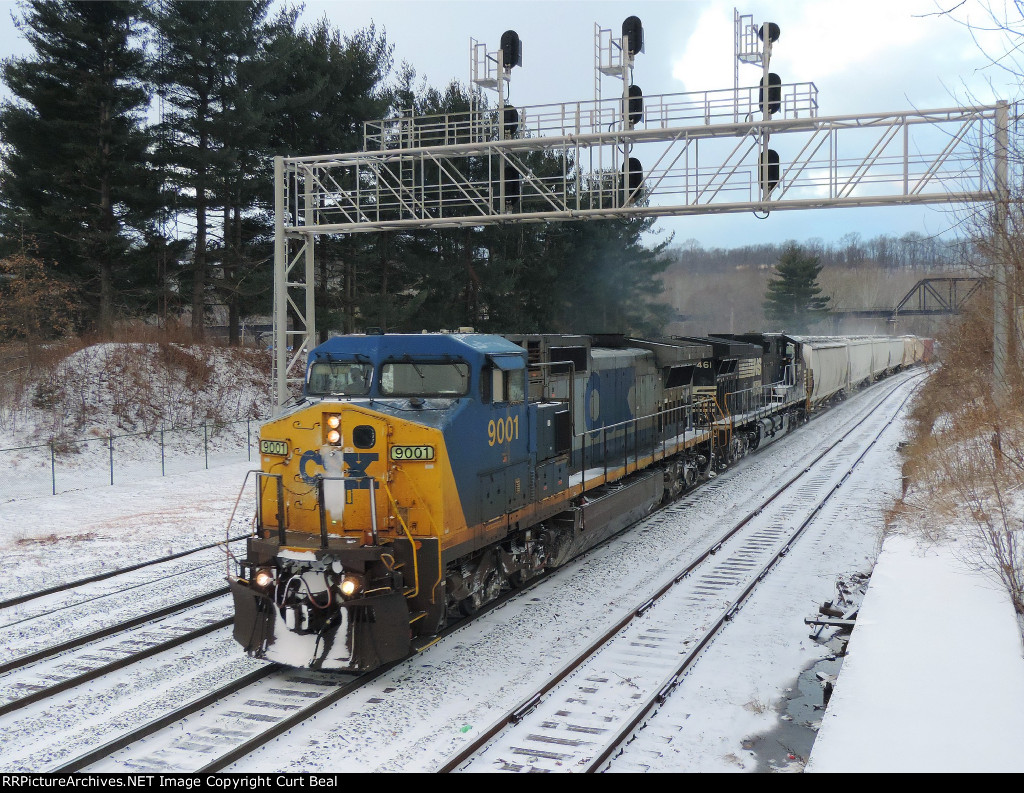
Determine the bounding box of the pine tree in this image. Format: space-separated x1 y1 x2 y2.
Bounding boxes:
540 215 673 335
763 243 831 332
0 0 158 332
151 0 276 340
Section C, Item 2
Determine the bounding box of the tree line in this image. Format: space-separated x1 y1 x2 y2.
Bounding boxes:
668 231 969 275
0 0 673 344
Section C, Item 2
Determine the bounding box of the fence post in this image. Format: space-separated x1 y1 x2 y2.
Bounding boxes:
50 440 56 496
204 421 209 469
247 418 251 462
160 427 165 477
109 432 114 486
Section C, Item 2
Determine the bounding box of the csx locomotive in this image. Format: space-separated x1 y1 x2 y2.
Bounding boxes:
229 331 928 671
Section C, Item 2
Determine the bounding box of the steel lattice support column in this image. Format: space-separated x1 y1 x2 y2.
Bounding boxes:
273 156 318 411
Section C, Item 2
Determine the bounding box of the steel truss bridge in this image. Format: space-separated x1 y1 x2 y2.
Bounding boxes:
832 277 987 325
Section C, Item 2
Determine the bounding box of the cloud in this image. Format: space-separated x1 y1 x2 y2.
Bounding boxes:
670 0 1010 113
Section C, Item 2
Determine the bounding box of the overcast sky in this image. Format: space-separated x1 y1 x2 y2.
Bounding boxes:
0 0 1018 250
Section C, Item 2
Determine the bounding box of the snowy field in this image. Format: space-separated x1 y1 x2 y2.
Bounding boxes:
1 371 1022 773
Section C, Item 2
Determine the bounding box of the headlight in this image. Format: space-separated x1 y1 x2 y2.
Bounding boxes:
327 414 341 429
254 569 274 588
339 574 363 597
327 429 341 444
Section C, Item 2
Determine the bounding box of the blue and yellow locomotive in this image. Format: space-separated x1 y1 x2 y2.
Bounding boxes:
229 330 921 671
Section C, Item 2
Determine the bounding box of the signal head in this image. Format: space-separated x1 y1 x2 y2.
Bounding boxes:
758 22 780 43
500 30 522 68
622 16 644 56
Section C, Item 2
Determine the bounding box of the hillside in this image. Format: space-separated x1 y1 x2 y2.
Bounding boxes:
0 340 273 501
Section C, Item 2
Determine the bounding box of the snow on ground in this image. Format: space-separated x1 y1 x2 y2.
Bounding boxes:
1 375 1022 772
0 461 257 601
0 342 271 501
807 533 1024 773
607 385 902 773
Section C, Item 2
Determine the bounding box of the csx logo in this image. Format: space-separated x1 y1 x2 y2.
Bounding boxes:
299 450 379 487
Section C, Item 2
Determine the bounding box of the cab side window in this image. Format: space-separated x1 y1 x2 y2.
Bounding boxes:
507 369 525 404
486 367 526 404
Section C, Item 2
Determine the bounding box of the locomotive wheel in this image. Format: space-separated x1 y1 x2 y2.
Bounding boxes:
509 568 538 588
663 462 684 502
458 568 504 617
698 451 714 479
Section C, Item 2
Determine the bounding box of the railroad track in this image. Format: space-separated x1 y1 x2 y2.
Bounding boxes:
53 596 482 772
0 535 250 673
0 534 246 623
6 372 922 773
437 374 921 772
0 597 233 719
66 667 371 772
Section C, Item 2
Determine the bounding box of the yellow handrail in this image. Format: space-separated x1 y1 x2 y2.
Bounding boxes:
379 479 419 599
385 469 445 607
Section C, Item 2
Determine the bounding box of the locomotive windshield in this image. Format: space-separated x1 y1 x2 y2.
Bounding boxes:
307 360 373 396
380 361 470 397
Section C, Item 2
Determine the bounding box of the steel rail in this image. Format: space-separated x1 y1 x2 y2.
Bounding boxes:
437 372 923 772
0 587 228 676
62 594 503 773
0 562 227 632
196 669 384 772
53 664 281 772
587 377 923 772
0 616 233 719
0 534 247 611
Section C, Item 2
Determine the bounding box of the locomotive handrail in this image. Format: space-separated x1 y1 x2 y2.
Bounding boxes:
710 394 732 449
313 472 379 545
692 395 723 459
726 383 788 420
225 468 262 579
576 400 710 491
254 471 287 545
387 464 448 609
579 403 700 446
379 479 421 600
763 378 794 405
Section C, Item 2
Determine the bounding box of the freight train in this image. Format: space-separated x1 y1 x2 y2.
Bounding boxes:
229 331 930 671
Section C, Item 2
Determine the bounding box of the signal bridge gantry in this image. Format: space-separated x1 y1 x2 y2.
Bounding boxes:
272 12 1012 413
282 98 995 233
